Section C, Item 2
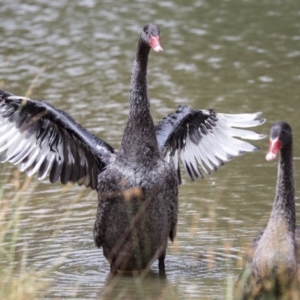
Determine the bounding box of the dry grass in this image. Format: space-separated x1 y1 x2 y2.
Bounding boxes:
0 73 48 299
0 170 48 300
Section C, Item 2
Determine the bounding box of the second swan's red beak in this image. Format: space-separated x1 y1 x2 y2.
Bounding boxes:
150 35 163 52
266 137 281 161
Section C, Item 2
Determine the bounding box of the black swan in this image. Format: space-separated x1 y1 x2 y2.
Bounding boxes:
235 122 300 299
0 24 266 273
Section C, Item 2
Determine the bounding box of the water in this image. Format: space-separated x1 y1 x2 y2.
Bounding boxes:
1 0 300 299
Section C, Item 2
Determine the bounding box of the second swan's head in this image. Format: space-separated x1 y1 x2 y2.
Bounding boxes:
266 121 292 161
140 23 163 52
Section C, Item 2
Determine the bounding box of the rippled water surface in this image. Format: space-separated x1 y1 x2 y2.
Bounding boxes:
1 0 300 299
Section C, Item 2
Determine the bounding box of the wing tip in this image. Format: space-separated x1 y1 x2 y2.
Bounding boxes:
257 117 266 125
252 146 261 152
257 133 267 140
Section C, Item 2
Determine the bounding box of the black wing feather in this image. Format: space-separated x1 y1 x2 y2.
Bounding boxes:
155 105 266 184
0 89 115 190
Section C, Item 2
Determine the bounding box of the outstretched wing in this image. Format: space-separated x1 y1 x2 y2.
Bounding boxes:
0 90 115 190
155 105 266 184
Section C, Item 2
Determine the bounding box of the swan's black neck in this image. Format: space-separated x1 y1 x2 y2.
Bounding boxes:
118 39 160 165
129 40 151 111
269 141 295 233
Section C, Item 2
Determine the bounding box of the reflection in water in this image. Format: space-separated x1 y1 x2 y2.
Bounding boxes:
99 271 171 300
1 0 300 298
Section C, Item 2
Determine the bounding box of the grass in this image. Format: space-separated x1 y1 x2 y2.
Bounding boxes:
0 169 48 300
0 168 85 299
0 69 50 299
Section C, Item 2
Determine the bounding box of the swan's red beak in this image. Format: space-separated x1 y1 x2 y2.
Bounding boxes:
266 137 281 161
149 35 163 52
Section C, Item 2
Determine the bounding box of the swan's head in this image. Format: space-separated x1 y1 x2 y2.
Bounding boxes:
141 23 163 52
266 121 292 161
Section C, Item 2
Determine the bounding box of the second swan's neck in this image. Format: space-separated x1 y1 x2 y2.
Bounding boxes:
118 40 160 165
269 142 295 234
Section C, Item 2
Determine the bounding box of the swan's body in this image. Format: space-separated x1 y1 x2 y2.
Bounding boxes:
94 25 177 271
235 122 299 299
0 24 266 272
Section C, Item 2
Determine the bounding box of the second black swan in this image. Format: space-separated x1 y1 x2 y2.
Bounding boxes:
0 23 266 273
235 122 300 299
